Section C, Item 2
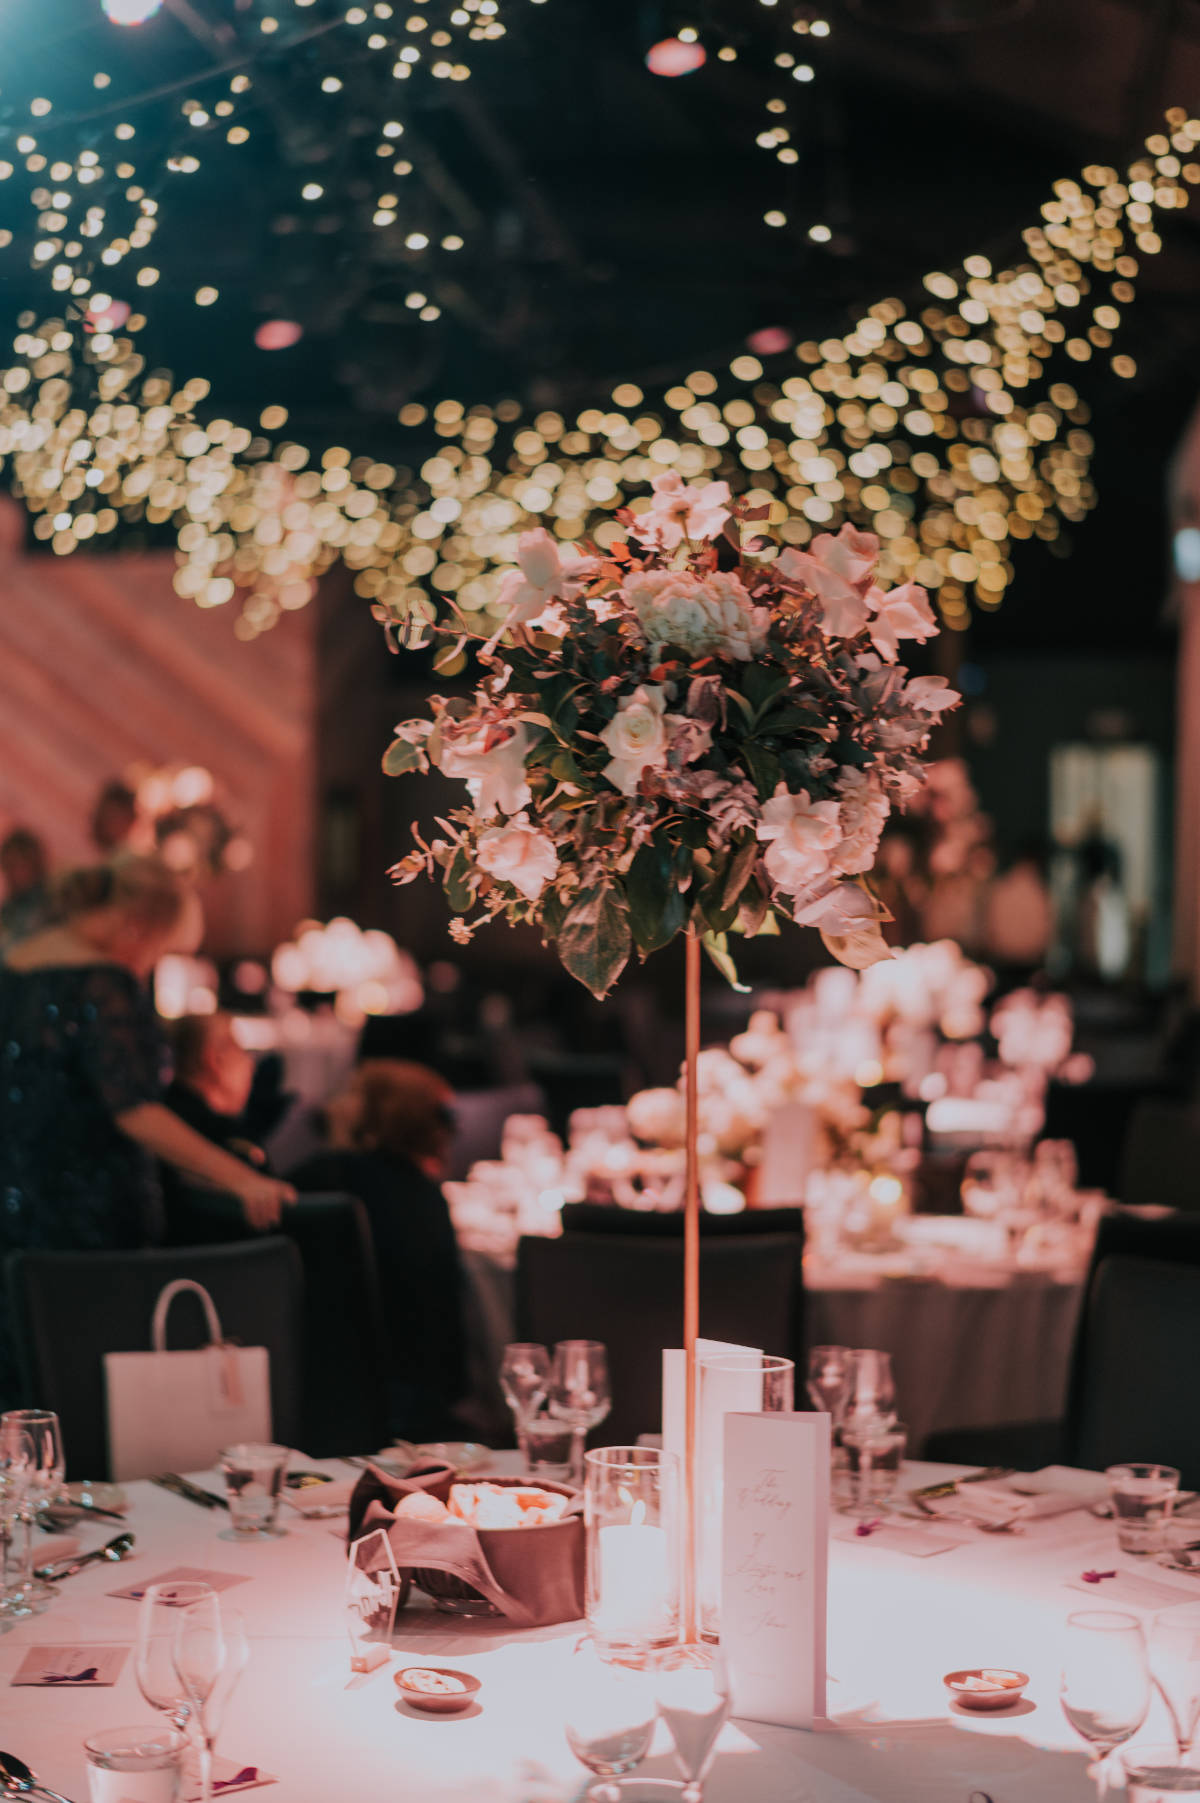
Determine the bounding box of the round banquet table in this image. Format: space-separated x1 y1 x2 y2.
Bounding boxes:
460 1249 1084 1455
4 1453 1193 1803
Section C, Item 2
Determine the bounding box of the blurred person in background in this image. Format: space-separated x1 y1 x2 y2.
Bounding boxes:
290 1059 466 1440
0 827 52 948
90 779 138 856
165 1011 263 1159
0 856 294 1404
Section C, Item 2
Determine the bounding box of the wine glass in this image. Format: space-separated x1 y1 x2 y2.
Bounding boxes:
1151 1605 1200 1758
563 1642 656 1802
652 1647 731 1803
0 1434 33 1624
1060 1610 1151 1789
136 1581 216 1730
173 1599 249 1803
499 1342 552 1472
0 1409 63 1610
549 1341 611 1487
845 1350 896 1428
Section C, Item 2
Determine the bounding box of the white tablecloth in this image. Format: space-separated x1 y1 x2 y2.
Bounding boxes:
460 1250 1084 1454
807 1275 1084 1453
4 1457 1194 1803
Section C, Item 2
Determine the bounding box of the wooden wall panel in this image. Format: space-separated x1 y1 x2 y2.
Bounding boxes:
0 500 315 956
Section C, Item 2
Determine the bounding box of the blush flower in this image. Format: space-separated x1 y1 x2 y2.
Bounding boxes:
624 568 768 662
494 528 596 627
868 582 938 661
476 814 559 900
756 784 842 893
778 524 879 639
834 767 891 874
600 685 671 796
431 715 534 816
628 472 732 550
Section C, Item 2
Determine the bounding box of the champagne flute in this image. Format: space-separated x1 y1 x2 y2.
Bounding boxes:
0 1410 63 1610
1151 1605 1200 1759
499 1343 552 1472
1061 1610 1151 1792
549 1341 611 1488
136 1581 215 1730
845 1350 896 1429
172 1600 249 1803
806 1346 854 1422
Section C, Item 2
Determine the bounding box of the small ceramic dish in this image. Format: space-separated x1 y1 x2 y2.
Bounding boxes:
944 1668 1029 1710
394 1666 481 1714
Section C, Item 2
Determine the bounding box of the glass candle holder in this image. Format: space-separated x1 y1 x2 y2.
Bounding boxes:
585 1446 679 1664
696 1354 794 1642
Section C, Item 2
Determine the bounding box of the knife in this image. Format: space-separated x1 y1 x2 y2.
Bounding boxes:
151 1474 229 1510
911 1467 1013 1503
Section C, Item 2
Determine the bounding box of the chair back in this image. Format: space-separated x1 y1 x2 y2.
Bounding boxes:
1119 1101 1200 1210
164 1187 390 1457
1071 1256 1200 1485
448 1084 546 1179
5 1238 304 1480
515 1232 802 1446
560 1203 806 1241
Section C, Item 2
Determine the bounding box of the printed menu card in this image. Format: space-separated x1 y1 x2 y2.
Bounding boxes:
721 1411 829 1729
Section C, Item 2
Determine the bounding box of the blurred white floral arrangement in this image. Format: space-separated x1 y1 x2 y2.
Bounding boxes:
269 917 424 1027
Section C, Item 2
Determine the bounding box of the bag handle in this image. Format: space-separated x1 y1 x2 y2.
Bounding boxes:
151 1279 225 1353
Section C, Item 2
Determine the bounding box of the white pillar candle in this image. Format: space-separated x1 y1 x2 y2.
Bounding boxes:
597 1502 672 1642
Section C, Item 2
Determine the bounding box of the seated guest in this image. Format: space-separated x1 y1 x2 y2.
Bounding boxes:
0 856 294 1405
165 1012 264 1163
289 1060 466 1441
0 828 52 948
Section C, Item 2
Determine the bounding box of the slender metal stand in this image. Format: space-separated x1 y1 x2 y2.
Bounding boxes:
681 924 701 1644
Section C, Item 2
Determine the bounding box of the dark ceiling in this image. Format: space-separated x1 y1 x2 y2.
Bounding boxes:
1 0 1198 651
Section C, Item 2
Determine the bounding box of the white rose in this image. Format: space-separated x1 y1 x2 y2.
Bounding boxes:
475 814 558 901
600 685 670 796
755 782 842 893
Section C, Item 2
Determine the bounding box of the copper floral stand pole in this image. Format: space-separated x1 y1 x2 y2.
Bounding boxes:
681 922 702 1645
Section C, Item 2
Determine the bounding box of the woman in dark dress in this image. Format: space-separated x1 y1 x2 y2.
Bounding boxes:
289 1060 467 1441
0 856 295 1404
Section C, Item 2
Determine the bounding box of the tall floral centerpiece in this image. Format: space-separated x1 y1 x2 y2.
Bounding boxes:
384 475 958 1640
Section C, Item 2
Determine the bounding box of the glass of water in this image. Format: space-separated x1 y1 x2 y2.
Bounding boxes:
1107 1464 1180 1555
563 1644 656 1802
218 1443 289 1540
840 1419 908 1518
84 1726 185 1803
1123 1744 1200 1800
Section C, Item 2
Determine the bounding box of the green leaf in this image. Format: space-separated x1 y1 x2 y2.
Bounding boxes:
701 931 750 992
719 837 759 913
821 920 893 969
756 703 825 738
444 847 475 914
742 664 791 717
742 740 782 801
726 689 756 727
624 842 688 956
382 737 428 777
556 887 632 998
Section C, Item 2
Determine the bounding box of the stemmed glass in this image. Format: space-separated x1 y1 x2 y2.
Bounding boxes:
0 1408 63 1611
172 1598 249 1803
652 1647 731 1803
844 1350 896 1429
1060 1610 1151 1792
1150 1605 1200 1759
499 1342 552 1472
549 1341 612 1488
136 1581 215 1731
0 1435 33 1624
563 1641 656 1802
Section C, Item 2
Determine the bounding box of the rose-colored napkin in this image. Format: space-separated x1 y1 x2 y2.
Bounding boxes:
348 1462 584 1629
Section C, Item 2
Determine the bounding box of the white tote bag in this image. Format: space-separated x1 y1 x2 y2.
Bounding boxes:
104 1279 273 1481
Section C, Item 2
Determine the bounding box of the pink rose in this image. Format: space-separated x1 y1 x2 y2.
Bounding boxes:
777 523 880 639
834 768 890 874
476 814 558 900
868 582 938 661
756 783 842 893
494 529 597 626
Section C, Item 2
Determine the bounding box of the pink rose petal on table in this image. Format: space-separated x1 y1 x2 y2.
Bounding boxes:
855 1519 883 1537
1081 1569 1117 1583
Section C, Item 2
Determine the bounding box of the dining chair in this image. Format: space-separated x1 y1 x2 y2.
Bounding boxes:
162 1187 391 1458
5 1238 304 1480
515 1231 803 1446
925 1210 1200 1472
1070 1255 1200 1483
559 1202 807 1241
1117 1099 1200 1210
447 1083 547 1179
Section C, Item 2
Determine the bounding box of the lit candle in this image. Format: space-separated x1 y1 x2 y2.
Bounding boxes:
596 1499 672 1645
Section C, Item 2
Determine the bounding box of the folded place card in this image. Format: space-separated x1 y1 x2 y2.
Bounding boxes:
833 1522 967 1558
184 1756 278 1799
12 1644 129 1686
721 1411 829 1730
109 1566 251 1603
1065 1569 1200 1611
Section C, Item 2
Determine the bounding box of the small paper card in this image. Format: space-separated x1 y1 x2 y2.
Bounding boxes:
721 1411 829 1730
1066 1570 1199 1611
12 1644 129 1686
109 1566 251 1603
661 1337 759 1474
184 1756 278 1799
833 1522 967 1558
